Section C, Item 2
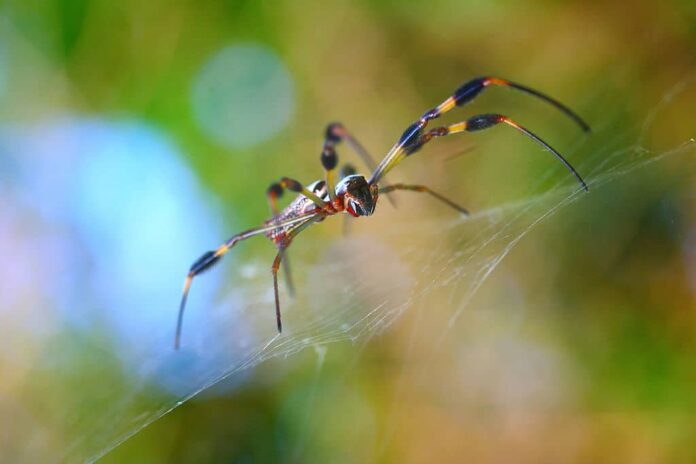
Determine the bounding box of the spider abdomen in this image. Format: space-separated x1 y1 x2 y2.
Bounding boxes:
264 180 329 246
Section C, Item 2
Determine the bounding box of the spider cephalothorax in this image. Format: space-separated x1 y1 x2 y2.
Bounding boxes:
175 76 591 348
336 175 379 217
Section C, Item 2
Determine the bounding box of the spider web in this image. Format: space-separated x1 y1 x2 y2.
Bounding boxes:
67 78 695 463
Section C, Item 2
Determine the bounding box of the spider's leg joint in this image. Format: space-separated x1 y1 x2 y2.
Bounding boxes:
431 126 449 136
267 182 284 199
421 107 441 121
404 126 450 156
465 113 504 132
280 177 303 192
398 121 426 146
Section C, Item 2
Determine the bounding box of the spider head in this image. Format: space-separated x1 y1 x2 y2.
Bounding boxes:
336 175 378 217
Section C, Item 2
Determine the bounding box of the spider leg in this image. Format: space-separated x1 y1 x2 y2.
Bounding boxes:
325 123 382 173
373 114 588 191
266 182 283 216
271 250 286 333
369 77 589 184
320 131 340 203
276 177 327 209
266 183 295 297
323 123 397 206
270 218 316 333
432 77 590 132
379 184 469 215
175 211 320 349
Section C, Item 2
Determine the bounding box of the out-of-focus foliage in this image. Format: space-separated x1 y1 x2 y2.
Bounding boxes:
0 0 694 463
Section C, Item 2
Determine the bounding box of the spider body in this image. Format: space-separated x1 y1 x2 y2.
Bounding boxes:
264 174 380 248
336 175 379 217
263 180 329 249
263 181 328 247
174 76 591 349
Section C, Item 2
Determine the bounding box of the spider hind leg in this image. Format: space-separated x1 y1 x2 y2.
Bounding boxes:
266 183 296 297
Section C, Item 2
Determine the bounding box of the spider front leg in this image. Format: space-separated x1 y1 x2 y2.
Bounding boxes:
369 77 590 185
432 77 590 132
376 114 588 191
411 114 588 191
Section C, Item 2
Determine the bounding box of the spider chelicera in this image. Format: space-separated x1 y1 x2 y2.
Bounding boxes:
174 76 590 349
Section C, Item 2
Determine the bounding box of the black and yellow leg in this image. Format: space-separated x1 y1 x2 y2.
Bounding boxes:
320 139 339 203
379 184 469 215
279 177 327 208
427 76 590 132
465 114 588 191
369 77 590 184
374 114 588 191
325 123 383 176
175 232 248 349
175 211 321 349
323 123 397 207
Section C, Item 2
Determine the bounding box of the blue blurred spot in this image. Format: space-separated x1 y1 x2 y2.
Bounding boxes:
0 117 256 394
191 43 295 149
67 121 223 337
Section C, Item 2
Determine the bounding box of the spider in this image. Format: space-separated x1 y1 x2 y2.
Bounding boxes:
174 76 590 349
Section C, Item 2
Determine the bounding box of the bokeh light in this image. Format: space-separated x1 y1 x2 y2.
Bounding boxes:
0 117 244 386
191 43 295 149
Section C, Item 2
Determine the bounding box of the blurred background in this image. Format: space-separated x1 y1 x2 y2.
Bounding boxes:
0 0 694 462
